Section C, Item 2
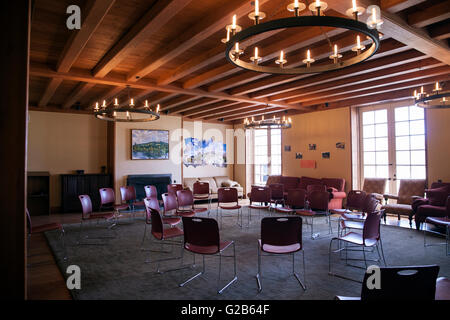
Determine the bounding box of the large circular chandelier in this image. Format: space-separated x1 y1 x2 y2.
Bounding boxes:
244 113 292 129
223 0 382 75
413 82 450 109
93 86 161 122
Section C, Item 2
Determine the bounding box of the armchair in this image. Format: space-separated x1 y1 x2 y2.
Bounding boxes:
362 178 387 202
382 179 426 226
413 182 450 230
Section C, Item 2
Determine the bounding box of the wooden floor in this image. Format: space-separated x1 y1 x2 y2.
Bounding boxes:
26 205 425 300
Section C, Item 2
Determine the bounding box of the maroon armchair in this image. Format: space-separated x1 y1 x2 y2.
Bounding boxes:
413 182 450 230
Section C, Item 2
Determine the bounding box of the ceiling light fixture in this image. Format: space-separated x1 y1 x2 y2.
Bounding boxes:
414 82 450 109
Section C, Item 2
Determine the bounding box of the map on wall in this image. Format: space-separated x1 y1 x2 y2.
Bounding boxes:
183 137 226 168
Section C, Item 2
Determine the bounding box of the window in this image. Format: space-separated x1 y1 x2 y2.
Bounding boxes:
253 128 282 184
360 105 426 194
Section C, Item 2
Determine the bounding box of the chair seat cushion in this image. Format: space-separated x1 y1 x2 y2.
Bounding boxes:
295 210 315 216
194 207 208 213
89 212 115 220
381 203 412 215
32 223 62 233
341 220 364 230
341 212 365 220
250 204 270 209
152 227 183 240
185 240 233 254
175 210 195 217
338 232 377 247
330 208 352 215
162 217 181 226
193 194 210 200
425 186 449 206
426 217 450 226
275 207 295 213
259 239 301 254
418 205 447 218
114 204 129 210
219 205 241 210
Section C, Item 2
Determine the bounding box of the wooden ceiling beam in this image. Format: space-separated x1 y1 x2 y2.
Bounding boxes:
201 104 261 120
62 83 96 109
276 58 443 102
380 0 427 13
231 38 408 97
427 20 450 40
30 62 307 110
407 1 450 28
161 95 201 111
252 49 426 100
167 98 219 114
293 72 450 107
181 101 241 117
284 65 450 104
126 0 271 81
38 0 115 107
93 0 191 78
331 0 450 65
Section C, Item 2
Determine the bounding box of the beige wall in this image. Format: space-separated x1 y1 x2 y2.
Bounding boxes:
27 111 108 208
114 115 182 202
426 108 450 184
182 120 234 179
282 107 352 193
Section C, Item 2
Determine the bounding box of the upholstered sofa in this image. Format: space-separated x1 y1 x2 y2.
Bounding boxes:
413 182 450 230
183 176 244 200
263 175 346 210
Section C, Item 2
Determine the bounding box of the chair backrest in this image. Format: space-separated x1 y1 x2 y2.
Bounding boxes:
149 207 165 240
261 216 302 250
362 194 380 214
250 186 271 203
120 185 137 202
26 209 32 234
362 209 383 244
193 181 210 195
362 178 387 194
162 192 178 213
218 187 238 204
99 187 115 206
346 190 367 211
144 185 158 199
78 194 93 219
176 189 194 208
361 265 440 300
182 217 220 254
398 179 426 204
286 189 306 208
144 197 160 224
167 184 183 195
306 184 327 196
269 183 284 199
307 190 329 211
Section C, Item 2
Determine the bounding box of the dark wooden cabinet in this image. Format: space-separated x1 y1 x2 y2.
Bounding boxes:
27 172 50 215
61 174 112 213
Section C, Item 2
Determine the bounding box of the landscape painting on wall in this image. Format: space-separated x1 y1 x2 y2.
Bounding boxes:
183 137 226 168
131 129 169 160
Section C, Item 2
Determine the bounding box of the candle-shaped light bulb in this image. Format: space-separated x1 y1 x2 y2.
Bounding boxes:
334 44 338 56
114 98 118 106
255 0 259 16
295 0 299 8
130 98 134 106
280 50 284 61
357 35 361 48
126 111 130 118
421 86 424 94
316 0 320 8
262 115 264 121
413 90 417 98
307 49 311 60
232 14 236 30
252 116 255 121
372 7 376 22
254 47 259 58
156 104 160 113
352 0 357 11
113 111 117 117
145 100 149 108
288 117 292 123
435 82 439 91
102 100 106 108
235 42 239 52
226 28 230 41
95 102 99 110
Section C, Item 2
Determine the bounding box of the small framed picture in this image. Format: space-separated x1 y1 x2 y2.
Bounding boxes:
308 144 316 150
322 152 330 159
284 145 291 152
336 142 345 149
295 153 303 159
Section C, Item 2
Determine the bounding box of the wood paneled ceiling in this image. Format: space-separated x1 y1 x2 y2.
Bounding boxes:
29 0 450 124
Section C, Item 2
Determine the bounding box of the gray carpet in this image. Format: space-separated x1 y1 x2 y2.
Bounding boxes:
45 209 450 300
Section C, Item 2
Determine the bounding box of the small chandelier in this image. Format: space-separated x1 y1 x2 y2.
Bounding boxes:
244 113 292 129
93 85 161 122
413 82 450 109
223 0 383 75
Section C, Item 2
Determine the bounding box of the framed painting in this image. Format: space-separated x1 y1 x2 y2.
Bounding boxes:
131 129 169 160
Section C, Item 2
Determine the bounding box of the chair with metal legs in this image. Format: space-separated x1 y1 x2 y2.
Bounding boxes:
330 190 367 217
275 189 306 215
329 209 387 282
193 181 212 216
217 187 243 228
423 216 450 256
162 192 195 218
141 197 182 250
338 194 380 237
249 186 271 221
99 187 129 222
177 189 208 216
256 216 306 292
268 183 285 211
144 185 158 199
26 209 67 261
120 185 145 220
144 207 188 274
178 217 237 294
299 190 333 239
77 194 117 245
167 183 183 196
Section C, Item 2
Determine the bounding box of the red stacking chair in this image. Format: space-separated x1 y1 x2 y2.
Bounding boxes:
269 183 285 210
424 214 450 256
177 189 208 216
217 187 243 228
99 187 129 220
144 207 186 273
256 216 306 292
329 208 387 282
179 217 237 294
144 185 158 199
249 186 271 220
27 209 67 261
338 194 379 236
78 194 116 245
330 190 367 216
167 183 183 195
193 181 211 215
162 192 195 218
141 197 182 250
275 189 306 215
120 185 145 219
